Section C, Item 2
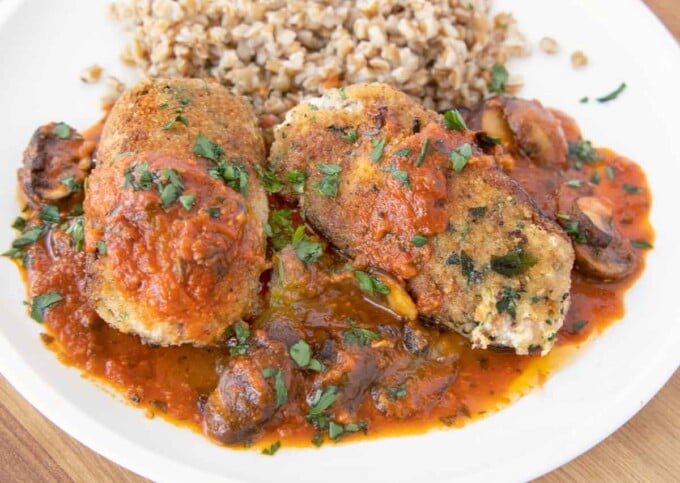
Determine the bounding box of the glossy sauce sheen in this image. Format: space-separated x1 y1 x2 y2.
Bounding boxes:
19 119 653 449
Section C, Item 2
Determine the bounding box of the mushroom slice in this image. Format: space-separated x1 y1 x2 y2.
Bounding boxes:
18 122 94 206
557 185 635 280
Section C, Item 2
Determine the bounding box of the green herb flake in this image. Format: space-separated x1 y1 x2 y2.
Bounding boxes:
12 225 47 249
344 318 381 347
354 271 390 296
286 170 308 194
39 205 60 224
65 217 85 252
179 195 195 211
205 207 220 219
61 176 82 193
193 132 225 162
261 441 281 456
316 164 342 197
162 115 189 130
596 82 627 103
568 139 602 163
209 160 249 196
565 179 583 188
580 96 589 104
623 184 643 194
292 225 323 265
11 217 27 231
30 291 63 323
290 339 312 367
274 369 287 406
312 433 324 447
52 123 71 139
228 321 250 356
590 171 601 185
460 250 477 283
489 63 509 94
96 240 107 255
565 220 588 244
411 234 428 247
606 165 616 181
308 386 338 418
382 162 410 189
496 286 522 319
450 143 472 172
630 239 653 249
386 384 407 401
267 209 294 250
158 168 184 208
338 87 347 99
395 147 411 157
341 128 357 144
571 320 589 333
180 97 190 105
444 109 467 131
370 137 387 163
415 138 431 167
490 249 538 277
255 164 284 193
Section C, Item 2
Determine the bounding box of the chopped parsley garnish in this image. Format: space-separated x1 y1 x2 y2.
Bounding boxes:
312 433 324 447
565 179 583 188
96 240 107 255
255 164 284 193
205 207 220 219
307 386 338 422
489 63 509 94
328 421 366 441
460 250 476 283
476 133 501 149
630 239 653 249
606 165 616 181
267 209 294 250
444 109 467 131
286 170 307 194
415 138 430 167
623 184 643 194
450 143 472 172
565 220 588 244
315 164 342 197
228 321 250 356
262 368 287 406
382 162 410 188
39 205 60 224
395 147 411 157
162 115 189 130
354 271 390 296
289 339 325 372
61 176 82 193
590 171 601 185
338 87 347 99
209 160 249 196
123 161 154 191
496 286 522 319
386 384 407 401
370 137 387 163
567 139 602 163
446 253 460 265
292 225 323 265
571 320 589 333
193 132 225 162
596 82 626 103
11 217 26 231
411 234 428 247
12 225 47 249
580 96 589 104
65 217 85 252
341 128 357 144
468 206 487 219
30 291 63 323
157 168 184 208
490 249 537 277
261 441 281 456
180 97 190 105
344 318 381 346
52 123 71 139
179 195 195 211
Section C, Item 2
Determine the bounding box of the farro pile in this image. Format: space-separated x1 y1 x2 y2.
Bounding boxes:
111 0 528 116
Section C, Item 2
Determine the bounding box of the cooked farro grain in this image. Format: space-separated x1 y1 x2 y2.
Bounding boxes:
539 36 559 55
571 50 588 69
110 0 528 117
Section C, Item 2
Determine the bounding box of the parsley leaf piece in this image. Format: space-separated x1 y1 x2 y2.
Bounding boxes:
30 291 63 323
290 339 312 367
490 249 538 277
568 139 602 163
308 386 338 417
565 179 583 188
630 239 653 249
158 168 184 208
96 240 107 255
386 384 407 401
193 132 224 161
565 220 588 244
261 441 281 456
450 143 472 172
162 115 189 130
460 250 477 283
61 176 82 193
209 160 249 196
286 170 308 193
255 164 284 193
12 226 47 249
274 369 287 406
52 123 71 139
316 164 342 197
596 82 626 103
623 184 643 194
411 234 428 247
65 217 85 252
370 137 387 163
496 286 522 319
489 63 509 94
341 128 357 144
228 321 250 355
292 226 323 265
267 209 294 250
571 320 589 333
344 318 381 346
354 271 390 295
606 165 616 181
381 162 410 188
395 147 411 157
590 171 601 185
39 205 60 224
415 138 430 167
11 217 27 231
444 109 467 131
179 195 195 211
338 87 347 99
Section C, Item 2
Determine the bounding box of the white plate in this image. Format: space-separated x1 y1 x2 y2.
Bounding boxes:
0 0 678 481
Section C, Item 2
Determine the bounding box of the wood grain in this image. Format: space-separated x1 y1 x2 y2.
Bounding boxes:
1 1 678 482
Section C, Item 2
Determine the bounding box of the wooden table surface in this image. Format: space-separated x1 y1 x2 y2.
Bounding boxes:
2 1 678 482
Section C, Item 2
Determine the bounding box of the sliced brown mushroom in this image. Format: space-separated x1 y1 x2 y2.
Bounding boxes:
18 122 94 206
557 184 635 280
466 96 569 168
